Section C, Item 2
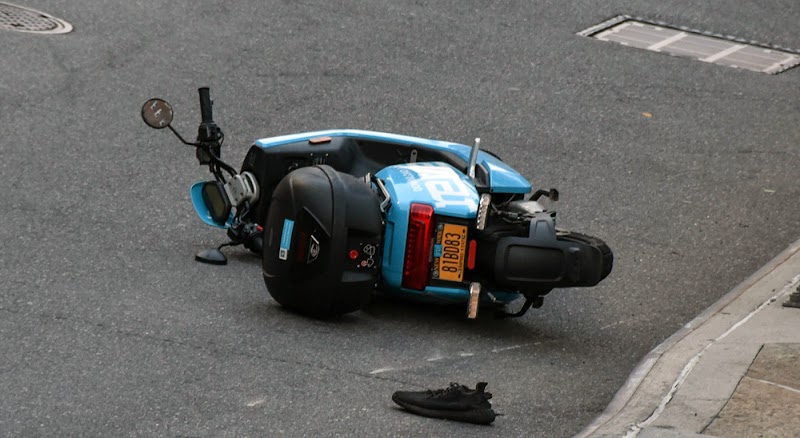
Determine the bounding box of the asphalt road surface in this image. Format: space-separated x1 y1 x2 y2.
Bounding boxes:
1 1 798 436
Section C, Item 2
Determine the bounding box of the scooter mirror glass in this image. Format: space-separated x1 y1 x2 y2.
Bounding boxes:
141 98 173 129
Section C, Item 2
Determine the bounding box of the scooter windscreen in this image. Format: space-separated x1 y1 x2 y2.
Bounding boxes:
190 181 233 228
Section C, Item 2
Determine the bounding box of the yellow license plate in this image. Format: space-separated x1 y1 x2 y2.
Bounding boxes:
434 223 467 282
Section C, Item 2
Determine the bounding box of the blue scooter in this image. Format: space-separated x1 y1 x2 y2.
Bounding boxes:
141 88 612 318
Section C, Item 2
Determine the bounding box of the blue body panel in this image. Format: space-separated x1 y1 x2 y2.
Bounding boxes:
375 162 520 304
190 182 233 229
376 162 477 295
254 129 532 194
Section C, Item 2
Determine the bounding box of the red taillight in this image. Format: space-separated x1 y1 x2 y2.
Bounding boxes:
467 239 477 270
402 203 434 290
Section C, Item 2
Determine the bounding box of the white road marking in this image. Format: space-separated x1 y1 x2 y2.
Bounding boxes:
763 55 800 74
701 44 746 63
492 344 528 353
595 22 631 41
745 376 800 395
647 32 687 52
370 367 394 374
367 343 538 375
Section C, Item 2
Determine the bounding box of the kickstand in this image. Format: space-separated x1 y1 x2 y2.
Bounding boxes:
496 296 542 318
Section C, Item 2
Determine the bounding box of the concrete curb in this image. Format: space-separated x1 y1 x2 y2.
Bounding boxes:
575 237 800 438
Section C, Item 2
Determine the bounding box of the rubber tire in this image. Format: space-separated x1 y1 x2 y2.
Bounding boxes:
268 288 365 319
556 230 613 280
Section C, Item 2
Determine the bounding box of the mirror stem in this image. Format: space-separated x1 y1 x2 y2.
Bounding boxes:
168 125 196 147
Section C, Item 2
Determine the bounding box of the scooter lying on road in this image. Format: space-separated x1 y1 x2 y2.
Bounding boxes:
141 88 612 319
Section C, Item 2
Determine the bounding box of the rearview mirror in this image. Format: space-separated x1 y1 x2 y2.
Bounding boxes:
141 98 173 129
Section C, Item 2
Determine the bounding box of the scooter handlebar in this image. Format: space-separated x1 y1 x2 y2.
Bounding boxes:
198 87 213 124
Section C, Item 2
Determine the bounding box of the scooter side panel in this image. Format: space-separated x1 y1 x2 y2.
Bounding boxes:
255 129 459 150
254 129 532 194
377 162 480 219
478 153 532 194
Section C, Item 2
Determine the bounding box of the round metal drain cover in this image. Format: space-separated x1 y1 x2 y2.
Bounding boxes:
0 2 72 34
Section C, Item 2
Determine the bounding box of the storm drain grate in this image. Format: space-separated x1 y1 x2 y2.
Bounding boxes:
579 15 800 75
0 2 72 34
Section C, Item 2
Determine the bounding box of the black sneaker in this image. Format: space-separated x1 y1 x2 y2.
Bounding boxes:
392 382 496 425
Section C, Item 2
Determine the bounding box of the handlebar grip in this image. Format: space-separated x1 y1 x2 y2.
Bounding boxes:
198 87 213 124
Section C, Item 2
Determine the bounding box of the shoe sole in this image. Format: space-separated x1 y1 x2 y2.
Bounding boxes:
392 396 496 425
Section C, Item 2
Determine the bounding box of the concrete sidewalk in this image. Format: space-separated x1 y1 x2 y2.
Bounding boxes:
577 239 800 438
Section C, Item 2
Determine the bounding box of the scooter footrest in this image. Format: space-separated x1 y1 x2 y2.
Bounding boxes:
467 282 481 319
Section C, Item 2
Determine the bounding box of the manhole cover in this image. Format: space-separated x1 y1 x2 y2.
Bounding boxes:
0 2 72 34
579 15 800 75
